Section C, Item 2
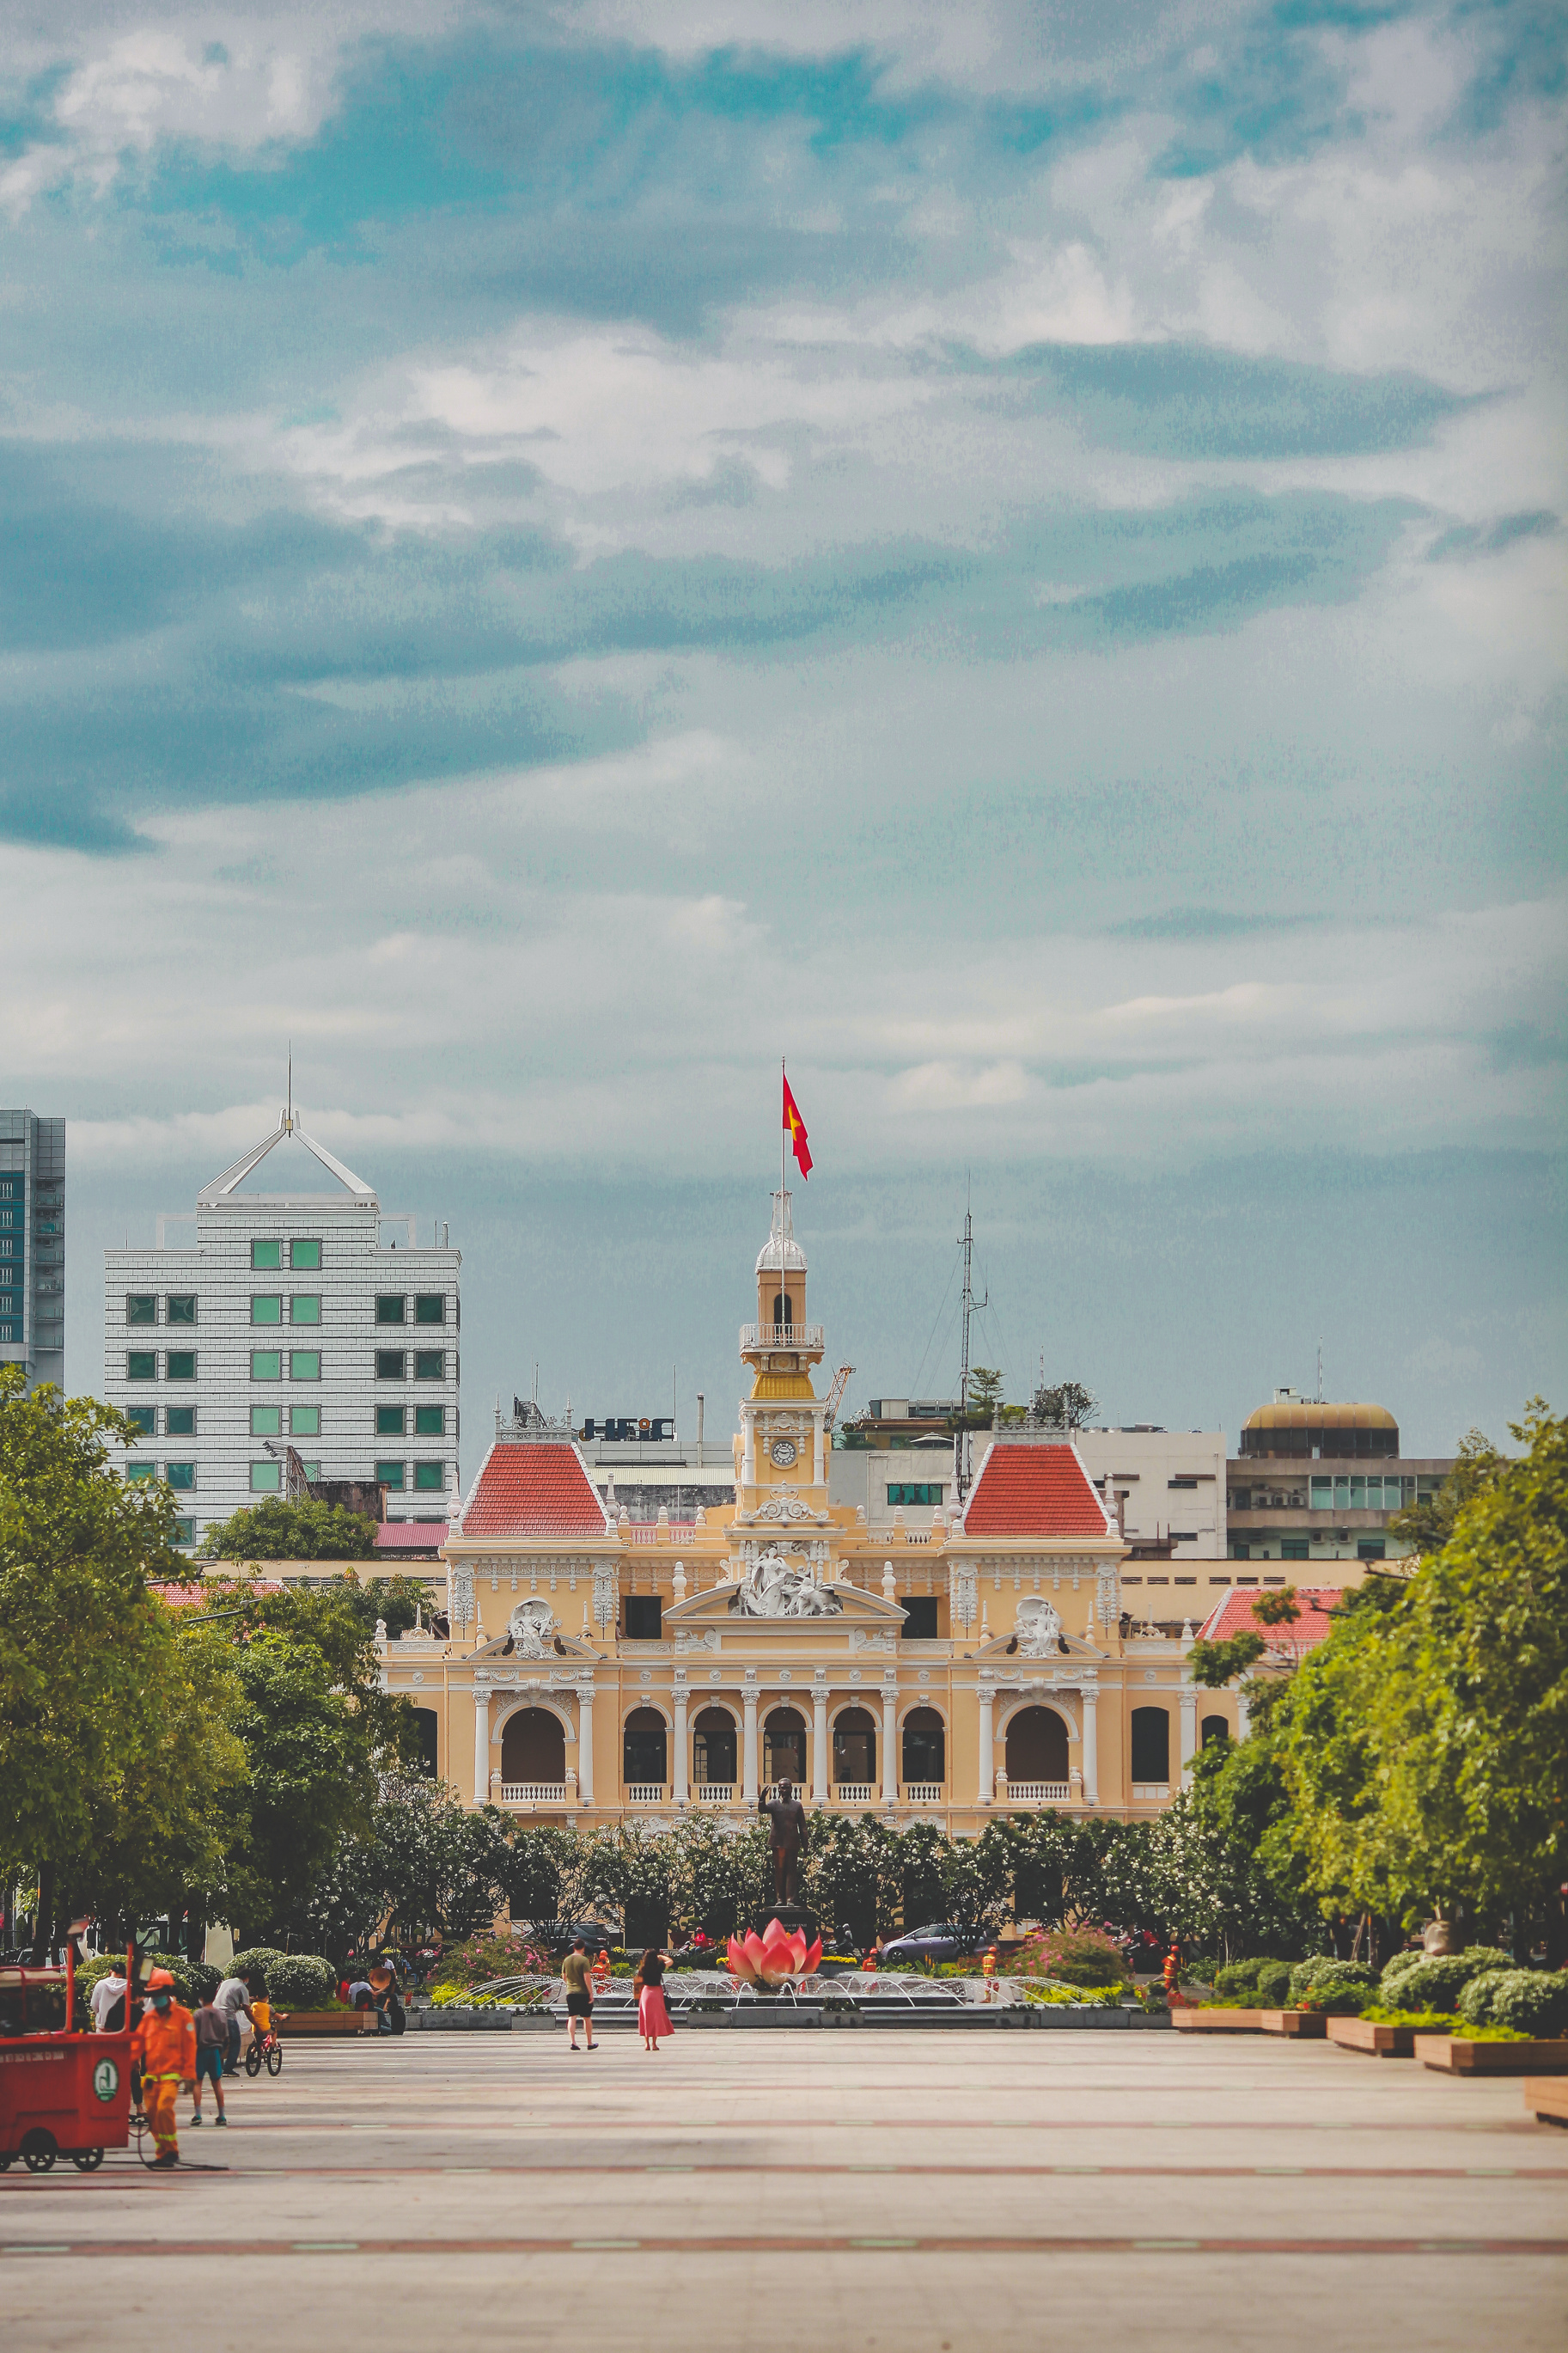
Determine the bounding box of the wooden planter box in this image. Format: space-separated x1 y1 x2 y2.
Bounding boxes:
277 2009 377 2035
1328 2016 1415 2057
1523 2076 1568 2124
1260 2010 1327 2038
1170 2008 1265 2032
1414 2035 1568 2076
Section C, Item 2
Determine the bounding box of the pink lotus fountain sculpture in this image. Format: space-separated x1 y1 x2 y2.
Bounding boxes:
726 1921 823 1988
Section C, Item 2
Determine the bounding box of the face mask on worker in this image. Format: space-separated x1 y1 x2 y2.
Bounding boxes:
151 1991 171 2013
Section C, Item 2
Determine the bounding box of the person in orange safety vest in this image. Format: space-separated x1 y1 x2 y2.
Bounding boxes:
131 1968 197 2167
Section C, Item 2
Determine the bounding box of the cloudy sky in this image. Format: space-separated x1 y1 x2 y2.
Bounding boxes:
3 0 1564 1457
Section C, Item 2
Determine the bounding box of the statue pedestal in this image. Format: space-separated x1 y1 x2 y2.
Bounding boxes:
755 1899 820 1942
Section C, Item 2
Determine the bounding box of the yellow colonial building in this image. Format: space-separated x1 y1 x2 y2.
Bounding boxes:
381 1195 1232 1830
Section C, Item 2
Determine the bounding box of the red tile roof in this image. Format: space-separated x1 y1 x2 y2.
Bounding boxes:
461 1442 610 1538
152 1579 284 1607
961 1443 1114 1537
376 1520 448 1551
1196 1585 1346 1653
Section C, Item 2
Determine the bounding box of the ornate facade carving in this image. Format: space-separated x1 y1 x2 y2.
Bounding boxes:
729 1547 843 1617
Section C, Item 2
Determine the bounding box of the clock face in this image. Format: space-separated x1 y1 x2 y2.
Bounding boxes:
770 1437 798 1468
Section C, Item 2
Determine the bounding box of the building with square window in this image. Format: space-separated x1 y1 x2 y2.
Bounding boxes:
1221 1390 1454 1583
0 1110 65 1394
102 1109 460 1548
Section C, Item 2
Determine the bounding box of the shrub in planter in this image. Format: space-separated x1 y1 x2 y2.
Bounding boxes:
1287 1957 1376 2009
1379 1948 1509 2014
1256 1960 1294 2006
232 1947 337 2009
1011 1927 1129 1988
80 1951 213 2008
1458 1969 1568 2038
1213 1959 1264 1997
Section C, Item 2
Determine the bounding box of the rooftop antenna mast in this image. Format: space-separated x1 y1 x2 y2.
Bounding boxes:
286 1042 292 1134
957 1180 987 1416
1316 1338 1323 1405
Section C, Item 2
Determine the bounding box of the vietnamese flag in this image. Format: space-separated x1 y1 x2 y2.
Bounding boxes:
783 1069 812 1178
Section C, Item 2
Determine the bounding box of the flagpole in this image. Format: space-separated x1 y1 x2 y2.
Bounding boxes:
779 1056 787 1334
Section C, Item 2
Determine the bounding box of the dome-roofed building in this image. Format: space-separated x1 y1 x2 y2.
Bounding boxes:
1239 1392 1399 1460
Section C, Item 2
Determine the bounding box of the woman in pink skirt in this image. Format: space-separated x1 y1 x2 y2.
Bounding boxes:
635 1947 673 2050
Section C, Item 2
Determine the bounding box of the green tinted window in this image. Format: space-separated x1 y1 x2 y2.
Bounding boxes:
298 1460 320 1482
290 1404 320 1438
414 1404 444 1436
172 1518 195 1548
375 1460 406 1489
414 1294 444 1324
126 1405 156 1436
166 1463 196 1492
290 1295 320 1324
413 1461 445 1492
1281 1537 1309 1562
375 1350 405 1379
167 1294 197 1325
887 1482 943 1507
166 1406 195 1437
126 1294 156 1325
413 1350 443 1380
290 1238 321 1269
290 1350 321 1382
125 1462 156 1483
166 1352 196 1381
376 1404 406 1437
250 1405 281 1437
127 1352 157 1381
251 1351 282 1380
251 1295 282 1324
251 1239 281 1269
375 1294 406 1325
250 1461 282 1493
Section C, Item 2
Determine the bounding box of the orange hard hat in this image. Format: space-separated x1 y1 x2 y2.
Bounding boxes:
146 1967 177 1990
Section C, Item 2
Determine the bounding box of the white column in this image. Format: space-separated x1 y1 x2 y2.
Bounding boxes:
473 1688 491 1804
812 1684 829 1803
577 1687 595 1806
814 1410 826 1488
1081 1684 1099 1806
742 1683 760 1800
1235 1684 1250 1739
977 1684 993 1805
673 1680 689 1804
741 1408 755 1488
881 1678 898 1805
1180 1679 1197 1790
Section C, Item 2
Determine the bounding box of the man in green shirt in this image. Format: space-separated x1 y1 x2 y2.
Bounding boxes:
561 1936 596 2050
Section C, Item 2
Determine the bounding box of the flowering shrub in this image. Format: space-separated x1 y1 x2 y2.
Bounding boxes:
1286 1956 1376 2009
1378 1948 1509 2014
1005 1926 1128 1988
433 1927 548 1990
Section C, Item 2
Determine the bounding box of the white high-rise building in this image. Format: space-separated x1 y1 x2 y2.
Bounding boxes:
101 1110 461 1549
0 1109 66 1392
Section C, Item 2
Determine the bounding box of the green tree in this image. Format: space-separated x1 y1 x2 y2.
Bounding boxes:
964 1367 1004 1423
1033 1380 1100 1431
0 1369 241 1957
1385 1427 1504 1558
198 1494 381 1562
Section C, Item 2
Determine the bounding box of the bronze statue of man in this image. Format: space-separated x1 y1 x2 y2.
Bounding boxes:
759 1777 809 1905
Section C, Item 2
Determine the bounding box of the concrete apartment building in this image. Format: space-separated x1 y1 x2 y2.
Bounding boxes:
1224 1390 1452 1574
0 1110 65 1393
102 1109 461 1548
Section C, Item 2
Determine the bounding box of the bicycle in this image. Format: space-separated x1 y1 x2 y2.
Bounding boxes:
243 2025 283 2078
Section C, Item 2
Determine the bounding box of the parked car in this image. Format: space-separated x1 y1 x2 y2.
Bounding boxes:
879 1922 985 1965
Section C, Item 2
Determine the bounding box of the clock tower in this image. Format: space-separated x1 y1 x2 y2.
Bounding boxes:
735 1190 830 1506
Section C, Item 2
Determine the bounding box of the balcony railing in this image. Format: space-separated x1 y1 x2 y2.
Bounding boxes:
1002 1780 1071 1804
625 1782 667 1803
902 1782 944 1804
693 1783 735 1805
833 1782 876 1804
738 1323 824 1353
497 1782 569 1806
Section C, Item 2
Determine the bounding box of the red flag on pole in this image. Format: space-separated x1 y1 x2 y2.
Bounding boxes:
783 1070 812 1178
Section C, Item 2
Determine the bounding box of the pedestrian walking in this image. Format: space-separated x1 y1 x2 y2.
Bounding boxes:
89 1965 127 2032
560 1934 595 2050
213 1969 253 2075
634 1947 673 2051
190 1989 228 2128
130 1968 196 2167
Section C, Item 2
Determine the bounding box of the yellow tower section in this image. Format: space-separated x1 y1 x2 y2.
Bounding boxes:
735 1190 830 1503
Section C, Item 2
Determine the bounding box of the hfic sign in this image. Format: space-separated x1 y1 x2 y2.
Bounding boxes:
580 1417 675 1443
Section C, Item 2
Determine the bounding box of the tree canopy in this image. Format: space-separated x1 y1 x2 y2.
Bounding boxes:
198 1494 382 1560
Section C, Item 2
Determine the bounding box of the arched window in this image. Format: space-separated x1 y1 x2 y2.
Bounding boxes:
763 1707 807 1788
772 1291 795 1329
901 1707 945 1785
623 1707 668 1787
833 1707 876 1787
412 1706 439 1778
692 1707 736 1786
500 1708 564 1785
1004 1706 1069 1784
1131 1707 1170 1782
1201 1714 1229 1751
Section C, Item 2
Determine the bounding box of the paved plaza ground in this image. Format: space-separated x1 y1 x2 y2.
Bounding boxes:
3 2028 1565 2348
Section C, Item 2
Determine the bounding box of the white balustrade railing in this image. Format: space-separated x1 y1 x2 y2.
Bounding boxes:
693 1784 735 1805
1132 1783 1170 1802
738 1323 825 1352
833 1782 876 1804
1001 1781 1071 1803
497 1782 569 1805
625 1782 667 1803
902 1782 944 1804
